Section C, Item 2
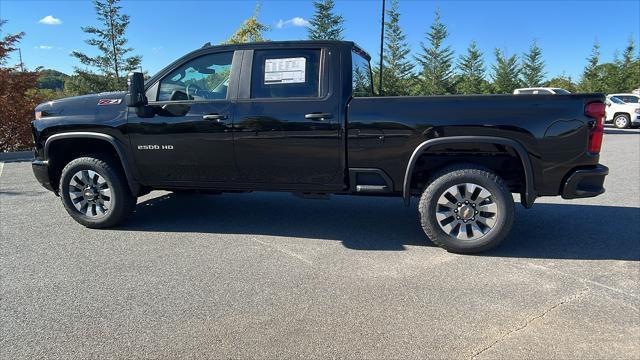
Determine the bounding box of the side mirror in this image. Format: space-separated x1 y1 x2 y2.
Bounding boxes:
126 72 147 107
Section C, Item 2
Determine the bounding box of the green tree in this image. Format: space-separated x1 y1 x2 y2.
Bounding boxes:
308 0 344 40
71 0 141 93
415 9 455 95
378 0 414 96
225 3 269 44
37 69 69 90
618 36 638 92
578 40 600 92
593 62 621 93
491 49 521 94
456 41 486 94
545 74 577 93
521 41 545 87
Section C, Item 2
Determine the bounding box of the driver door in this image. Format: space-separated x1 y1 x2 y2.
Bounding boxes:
127 51 239 185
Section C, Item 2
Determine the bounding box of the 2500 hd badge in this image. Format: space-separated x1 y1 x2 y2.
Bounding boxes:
137 145 174 150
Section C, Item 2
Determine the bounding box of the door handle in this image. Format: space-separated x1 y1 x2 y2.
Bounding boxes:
203 114 228 121
305 112 333 121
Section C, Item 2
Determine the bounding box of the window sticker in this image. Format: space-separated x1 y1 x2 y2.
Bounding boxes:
264 57 306 84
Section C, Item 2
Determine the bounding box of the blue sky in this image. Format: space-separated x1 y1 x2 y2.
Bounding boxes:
1 0 639 81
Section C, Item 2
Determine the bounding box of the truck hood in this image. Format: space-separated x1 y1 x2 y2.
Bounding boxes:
35 92 127 118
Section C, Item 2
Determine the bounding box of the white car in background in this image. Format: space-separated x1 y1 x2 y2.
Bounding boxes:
513 87 571 95
605 96 640 128
607 93 640 104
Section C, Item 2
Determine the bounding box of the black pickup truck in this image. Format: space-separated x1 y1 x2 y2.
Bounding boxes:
31 40 609 253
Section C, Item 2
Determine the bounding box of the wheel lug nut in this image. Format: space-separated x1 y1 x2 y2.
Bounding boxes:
457 216 460 219
472 204 476 207
465 201 469 204
472 217 475 221
454 209 458 213
457 203 461 206
475 210 478 214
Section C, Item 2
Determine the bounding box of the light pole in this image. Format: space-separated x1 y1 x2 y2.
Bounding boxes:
378 0 385 96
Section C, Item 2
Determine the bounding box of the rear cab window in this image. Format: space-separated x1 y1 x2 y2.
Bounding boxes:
250 49 322 99
351 49 373 97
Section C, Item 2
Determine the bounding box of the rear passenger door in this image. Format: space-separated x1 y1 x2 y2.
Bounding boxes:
233 47 343 188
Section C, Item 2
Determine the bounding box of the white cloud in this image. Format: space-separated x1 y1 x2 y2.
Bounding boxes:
276 17 309 29
35 45 53 50
38 15 62 25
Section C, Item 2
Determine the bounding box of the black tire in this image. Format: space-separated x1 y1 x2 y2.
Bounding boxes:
614 114 630 129
59 155 136 228
418 164 515 254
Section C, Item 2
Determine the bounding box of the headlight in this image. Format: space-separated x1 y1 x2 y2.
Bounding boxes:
635 108 640 114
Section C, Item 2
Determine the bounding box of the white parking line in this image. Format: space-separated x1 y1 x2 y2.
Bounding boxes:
0 162 4 178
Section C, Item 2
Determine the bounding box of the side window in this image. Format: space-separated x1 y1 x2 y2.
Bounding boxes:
352 50 373 97
619 96 639 103
251 49 321 99
158 52 233 101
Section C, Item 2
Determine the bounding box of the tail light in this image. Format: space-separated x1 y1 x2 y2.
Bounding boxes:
585 102 605 154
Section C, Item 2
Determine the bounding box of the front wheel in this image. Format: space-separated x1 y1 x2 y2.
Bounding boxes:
614 114 630 129
418 164 515 253
59 156 136 228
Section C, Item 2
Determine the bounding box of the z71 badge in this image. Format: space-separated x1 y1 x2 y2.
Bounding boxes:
97 99 122 105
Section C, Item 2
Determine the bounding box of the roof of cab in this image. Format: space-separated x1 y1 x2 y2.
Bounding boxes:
198 40 371 60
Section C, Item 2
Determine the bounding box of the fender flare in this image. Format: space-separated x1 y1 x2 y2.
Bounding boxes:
44 132 141 196
402 136 535 208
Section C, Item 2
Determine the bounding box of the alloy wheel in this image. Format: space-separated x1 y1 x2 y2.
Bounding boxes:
68 170 112 218
435 183 498 240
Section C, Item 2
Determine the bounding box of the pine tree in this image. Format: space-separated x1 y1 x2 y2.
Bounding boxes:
491 49 521 94
308 0 344 40
378 0 414 96
456 41 486 94
578 40 600 92
225 3 270 44
618 36 637 92
521 41 545 87
415 9 455 95
71 0 142 92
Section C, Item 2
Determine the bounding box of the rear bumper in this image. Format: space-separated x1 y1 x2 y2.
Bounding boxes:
561 165 608 199
32 160 55 192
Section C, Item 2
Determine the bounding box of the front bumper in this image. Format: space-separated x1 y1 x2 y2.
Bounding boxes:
632 115 640 125
32 160 55 192
561 165 608 199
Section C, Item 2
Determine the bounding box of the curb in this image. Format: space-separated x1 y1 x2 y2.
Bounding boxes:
0 150 34 162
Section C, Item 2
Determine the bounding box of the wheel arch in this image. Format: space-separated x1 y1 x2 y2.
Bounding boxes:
44 132 140 196
402 136 535 208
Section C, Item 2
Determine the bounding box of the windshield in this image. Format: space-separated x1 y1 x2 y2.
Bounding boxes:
610 96 625 104
553 89 571 94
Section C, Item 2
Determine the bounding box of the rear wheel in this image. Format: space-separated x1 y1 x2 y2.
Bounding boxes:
418 164 515 253
59 156 136 228
614 114 630 129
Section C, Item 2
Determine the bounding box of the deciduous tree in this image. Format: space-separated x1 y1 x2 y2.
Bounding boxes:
0 20 42 151
226 3 270 44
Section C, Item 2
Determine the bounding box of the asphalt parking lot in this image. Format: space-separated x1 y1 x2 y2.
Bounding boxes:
1 127 639 359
